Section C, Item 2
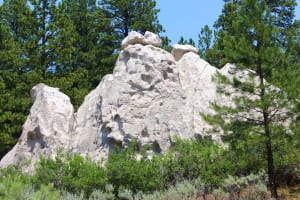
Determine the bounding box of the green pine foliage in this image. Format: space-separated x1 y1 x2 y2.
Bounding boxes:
61 0 117 88
0 0 299 198
0 0 164 159
200 0 300 198
177 36 196 46
198 25 213 61
100 0 163 39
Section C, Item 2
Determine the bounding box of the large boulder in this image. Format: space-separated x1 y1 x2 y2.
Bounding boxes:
70 42 188 160
1 31 246 169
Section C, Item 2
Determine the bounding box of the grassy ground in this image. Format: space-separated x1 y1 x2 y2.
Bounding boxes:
278 185 300 200
194 186 300 200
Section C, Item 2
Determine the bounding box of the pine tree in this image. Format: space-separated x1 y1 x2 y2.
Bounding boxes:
29 0 60 73
205 0 297 67
0 0 35 71
47 2 78 74
62 0 116 88
178 36 196 46
100 0 163 39
0 0 87 157
28 0 93 109
0 0 40 158
202 0 299 198
198 25 213 60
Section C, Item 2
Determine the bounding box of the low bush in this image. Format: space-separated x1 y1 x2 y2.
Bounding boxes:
1 137 298 199
0 167 32 199
161 138 231 188
32 152 107 196
0 167 61 200
220 171 269 200
106 146 164 194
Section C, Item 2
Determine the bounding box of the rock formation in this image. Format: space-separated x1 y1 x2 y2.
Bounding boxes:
0 31 247 170
0 84 74 170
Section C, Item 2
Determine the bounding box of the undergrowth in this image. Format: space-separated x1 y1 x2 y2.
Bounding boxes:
0 138 299 199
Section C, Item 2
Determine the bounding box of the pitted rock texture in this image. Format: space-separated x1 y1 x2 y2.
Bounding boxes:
0 84 74 170
1 31 250 169
70 43 189 160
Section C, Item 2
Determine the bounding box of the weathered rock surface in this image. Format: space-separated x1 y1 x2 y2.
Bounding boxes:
0 31 247 169
0 84 74 170
71 42 188 160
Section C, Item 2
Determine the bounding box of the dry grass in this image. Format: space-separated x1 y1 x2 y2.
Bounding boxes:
195 186 300 200
278 185 300 200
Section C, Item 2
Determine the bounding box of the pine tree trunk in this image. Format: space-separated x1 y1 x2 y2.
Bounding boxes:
258 60 278 199
41 0 47 71
263 111 278 199
124 14 129 37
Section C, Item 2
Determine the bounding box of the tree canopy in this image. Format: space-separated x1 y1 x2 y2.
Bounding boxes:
201 0 299 198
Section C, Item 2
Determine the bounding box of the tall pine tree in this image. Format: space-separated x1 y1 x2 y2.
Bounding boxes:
62 0 116 88
202 0 299 198
0 0 40 158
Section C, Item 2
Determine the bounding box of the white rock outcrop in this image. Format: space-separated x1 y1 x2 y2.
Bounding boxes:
71 42 187 160
0 31 249 169
0 84 74 170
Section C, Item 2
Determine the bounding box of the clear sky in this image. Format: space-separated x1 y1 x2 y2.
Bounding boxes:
0 0 299 45
156 0 300 44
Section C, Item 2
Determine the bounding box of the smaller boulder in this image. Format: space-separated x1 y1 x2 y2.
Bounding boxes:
143 31 162 47
121 31 162 49
171 44 198 61
220 63 238 75
121 31 144 49
220 63 256 80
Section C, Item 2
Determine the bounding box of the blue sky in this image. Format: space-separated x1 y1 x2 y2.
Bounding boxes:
156 0 300 44
156 1 224 44
0 0 299 45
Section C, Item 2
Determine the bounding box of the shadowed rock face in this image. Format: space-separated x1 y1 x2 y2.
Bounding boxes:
0 31 243 170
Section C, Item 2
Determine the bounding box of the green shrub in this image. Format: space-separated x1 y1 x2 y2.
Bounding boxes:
222 132 266 176
137 180 198 200
33 153 107 196
220 172 269 200
106 147 164 194
273 132 300 185
29 183 60 200
3 137 292 199
0 167 32 200
161 138 230 188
